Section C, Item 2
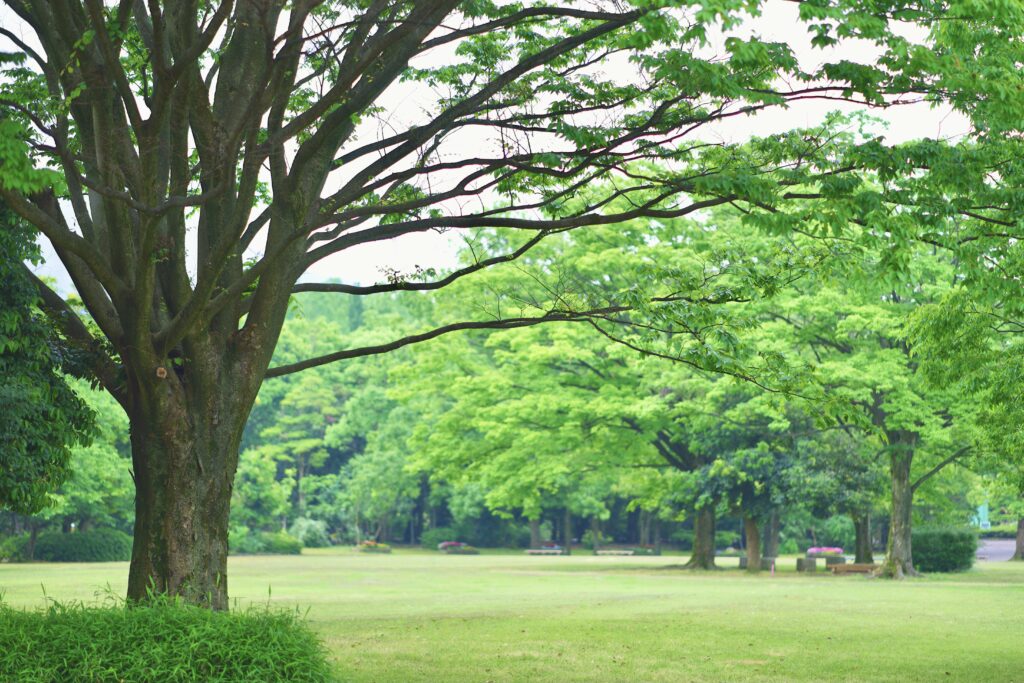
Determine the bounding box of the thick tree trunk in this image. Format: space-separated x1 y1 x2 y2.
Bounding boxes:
853 512 874 564
125 360 254 610
529 518 542 548
743 515 761 574
684 507 716 569
1014 518 1024 561
879 451 917 578
563 508 572 555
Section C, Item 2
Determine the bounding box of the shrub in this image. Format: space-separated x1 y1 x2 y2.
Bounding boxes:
420 527 456 549
913 527 977 573
778 539 800 555
32 529 132 563
980 522 1018 539
289 518 331 548
0 535 30 562
0 596 331 682
259 532 303 555
228 525 266 555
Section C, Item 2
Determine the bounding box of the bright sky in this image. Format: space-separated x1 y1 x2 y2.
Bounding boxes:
4 2 969 293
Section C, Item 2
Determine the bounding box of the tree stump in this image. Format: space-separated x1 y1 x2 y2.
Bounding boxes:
796 557 818 572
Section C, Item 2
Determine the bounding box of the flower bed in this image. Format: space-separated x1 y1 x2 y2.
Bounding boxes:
807 546 844 557
444 544 479 555
356 540 392 553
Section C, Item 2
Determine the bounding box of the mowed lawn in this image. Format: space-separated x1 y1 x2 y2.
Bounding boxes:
2 550 1023 682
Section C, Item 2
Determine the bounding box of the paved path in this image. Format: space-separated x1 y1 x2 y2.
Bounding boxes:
977 539 1017 562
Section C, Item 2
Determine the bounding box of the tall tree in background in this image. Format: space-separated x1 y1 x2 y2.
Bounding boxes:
0 1 976 606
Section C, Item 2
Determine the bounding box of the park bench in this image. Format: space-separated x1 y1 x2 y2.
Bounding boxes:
525 549 564 555
830 563 878 575
595 550 634 556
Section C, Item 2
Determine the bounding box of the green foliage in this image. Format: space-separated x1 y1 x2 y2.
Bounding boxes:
31 529 132 563
259 532 303 556
912 528 977 573
0 203 93 514
980 523 1020 540
289 518 331 548
0 597 330 682
0 534 29 562
228 529 302 556
420 527 457 549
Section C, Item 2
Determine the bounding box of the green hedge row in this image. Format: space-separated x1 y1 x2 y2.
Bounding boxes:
913 527 977 573
0 529 132 563
0 598 332 682
229 527 303 555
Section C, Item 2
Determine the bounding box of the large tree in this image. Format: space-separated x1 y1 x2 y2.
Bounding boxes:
0 1 964 606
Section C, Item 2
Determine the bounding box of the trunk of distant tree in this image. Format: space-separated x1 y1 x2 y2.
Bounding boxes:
743 515 761 574
852 512 874 564
762 510 780 558
1014 518 1024 561
653 517 662 555
528 518 542 548
879 450 918 578
684 507 716 569
590 517 601 553
26 523 38 561
563 509 572 555
637 510 648 546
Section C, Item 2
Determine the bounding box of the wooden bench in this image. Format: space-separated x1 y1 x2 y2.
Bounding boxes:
595 550 634 556
525 549 564 555
830 563 878 575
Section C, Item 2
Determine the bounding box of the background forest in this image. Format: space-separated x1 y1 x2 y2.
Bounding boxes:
5 207 1020 566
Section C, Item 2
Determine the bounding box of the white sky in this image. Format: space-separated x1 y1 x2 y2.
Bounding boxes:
3 2 969 293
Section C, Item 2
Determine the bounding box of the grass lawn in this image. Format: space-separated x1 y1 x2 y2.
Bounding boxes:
2 550 1023 682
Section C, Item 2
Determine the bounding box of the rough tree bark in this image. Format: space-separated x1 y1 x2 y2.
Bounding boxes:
879 449 918 578
852 512 874 564
1014 518 1024 561
563 509 573 555
685 507 717 569
529 518 542 549
743 515 761 574
125 344 262 608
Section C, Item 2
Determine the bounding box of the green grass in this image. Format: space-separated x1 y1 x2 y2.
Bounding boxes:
3 550 1023 682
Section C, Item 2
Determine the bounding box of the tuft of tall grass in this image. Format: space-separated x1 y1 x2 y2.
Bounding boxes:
0 589 332 682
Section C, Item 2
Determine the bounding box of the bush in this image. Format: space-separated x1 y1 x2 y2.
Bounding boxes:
980 522 1018 539
229 529 302 555
289 518 331 548
0 596 331 682
32 529 132 563
913 527 977 573
229 525 266 555
259 532 303 555
0 535 30 562
420 527 457 549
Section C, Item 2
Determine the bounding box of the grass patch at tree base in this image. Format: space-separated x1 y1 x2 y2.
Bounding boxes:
0 593 331 682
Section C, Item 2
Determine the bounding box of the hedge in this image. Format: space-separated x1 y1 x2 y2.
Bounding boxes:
913 527 977 573
0 529 132 563
0 597 332 682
